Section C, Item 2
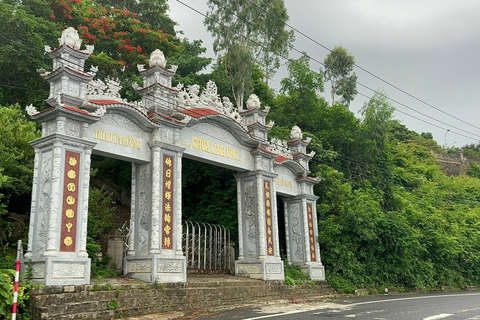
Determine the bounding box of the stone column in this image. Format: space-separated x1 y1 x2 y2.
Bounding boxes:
26 109 98 286
283 194 325 281
234 169 284 280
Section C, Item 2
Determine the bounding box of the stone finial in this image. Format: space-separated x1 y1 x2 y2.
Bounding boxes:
246 94 261 109
290 125 303 140
59 27 82 50
149 49 166 68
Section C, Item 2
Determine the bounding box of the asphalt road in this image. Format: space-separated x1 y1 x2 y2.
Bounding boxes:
193 291 480 320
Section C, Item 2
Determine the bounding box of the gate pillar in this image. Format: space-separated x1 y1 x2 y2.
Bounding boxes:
25 28 99 285
235 149 284 280
283 182 325 280
124 137 186 283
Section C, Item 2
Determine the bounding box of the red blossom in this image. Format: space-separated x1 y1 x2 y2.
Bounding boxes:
139 29 146 34
124 45 134 51
50 13 56 19
137 45 142 53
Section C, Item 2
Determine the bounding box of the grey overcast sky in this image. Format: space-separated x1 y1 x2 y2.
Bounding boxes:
167 0 480 148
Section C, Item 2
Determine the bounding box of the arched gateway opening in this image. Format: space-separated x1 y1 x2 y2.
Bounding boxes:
25 28 325 286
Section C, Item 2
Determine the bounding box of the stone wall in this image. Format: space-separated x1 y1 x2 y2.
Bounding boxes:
29 276 335 319
434 153 479 176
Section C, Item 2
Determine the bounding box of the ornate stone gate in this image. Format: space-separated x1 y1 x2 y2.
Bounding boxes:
25 28 325 285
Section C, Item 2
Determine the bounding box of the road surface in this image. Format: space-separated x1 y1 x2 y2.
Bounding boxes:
193 291 480 320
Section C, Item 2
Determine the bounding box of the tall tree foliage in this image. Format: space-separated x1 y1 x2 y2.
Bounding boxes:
205 0 294 108
323 46 358 107
0 105 40 252
0 0 58 107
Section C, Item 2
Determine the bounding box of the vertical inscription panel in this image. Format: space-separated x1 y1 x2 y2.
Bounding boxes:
162 155 174 250
264 180 274 256
307 203 316 262
60 151 80 252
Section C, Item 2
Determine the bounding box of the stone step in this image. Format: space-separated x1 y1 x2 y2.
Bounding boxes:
29 276 336 320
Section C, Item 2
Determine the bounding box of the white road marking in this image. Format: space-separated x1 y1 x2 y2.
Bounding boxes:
241 293 480 320
423 314 453 320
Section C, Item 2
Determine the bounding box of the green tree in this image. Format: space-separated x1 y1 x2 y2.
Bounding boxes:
323 46 358 107
271 55 324 132
94 0 176 34
0 105 40 252
0 0 58 107
205 0 294 108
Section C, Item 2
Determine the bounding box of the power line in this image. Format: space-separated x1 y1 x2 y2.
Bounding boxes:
182 0 480 142
1 12 479 146
240 0 480 132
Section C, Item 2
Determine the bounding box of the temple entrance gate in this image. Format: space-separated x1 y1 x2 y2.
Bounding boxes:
25 27 325 286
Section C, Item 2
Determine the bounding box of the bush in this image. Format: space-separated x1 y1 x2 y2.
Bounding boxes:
0 269 34 319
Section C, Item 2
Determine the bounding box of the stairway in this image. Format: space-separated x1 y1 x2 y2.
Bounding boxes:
29 274 335 319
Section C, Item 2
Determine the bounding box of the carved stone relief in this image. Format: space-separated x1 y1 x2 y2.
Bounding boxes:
311 268 324 278
244 180 257 257
261 158 270 172
157 260 183 273
102 113 143 133
67 120 81 138
289 202 304 261
35 151 53 254
128 261 151 273
32 264 45 278
265 263 283 274
137 166 150 250
161 127 174 144
52 263 85 278
237 264 260 274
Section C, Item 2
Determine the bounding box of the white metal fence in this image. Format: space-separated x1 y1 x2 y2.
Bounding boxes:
182 221 233 272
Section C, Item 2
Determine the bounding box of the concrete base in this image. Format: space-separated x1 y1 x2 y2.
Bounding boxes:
301 263 325 281
27 257 91 286
124 255 186 284
235 260 284 280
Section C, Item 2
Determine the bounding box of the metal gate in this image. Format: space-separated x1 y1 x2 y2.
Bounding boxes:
182 221 233 272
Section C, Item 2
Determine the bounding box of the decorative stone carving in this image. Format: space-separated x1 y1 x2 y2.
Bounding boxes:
266 263 283 274
290 203 303 260
290 125 303 140
52 263 85 278
157 260 182 273
101 113 143 133
268 138 292 158
32 264 45 278
59 27 82 50
89 105 106 117
87 77 122 99
161 127 174 144
35 152 52 254
238 264 260 274
244 180 257 256
149 49 166 68
26 104 39 116
138 166 149 250
176 81 243 124
128 261 151 273
67 121 81 137
246 94 261 109
311 268 324 278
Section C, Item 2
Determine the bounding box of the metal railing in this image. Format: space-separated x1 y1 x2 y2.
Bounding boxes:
182 221 233 272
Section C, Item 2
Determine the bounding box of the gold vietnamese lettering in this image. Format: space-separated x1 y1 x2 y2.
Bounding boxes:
188 137 247 163
93 128 142 150
275 177 293 188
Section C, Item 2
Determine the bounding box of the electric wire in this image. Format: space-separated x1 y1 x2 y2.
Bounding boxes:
2 30 480 150
239 0 480 132
177 0 480 141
